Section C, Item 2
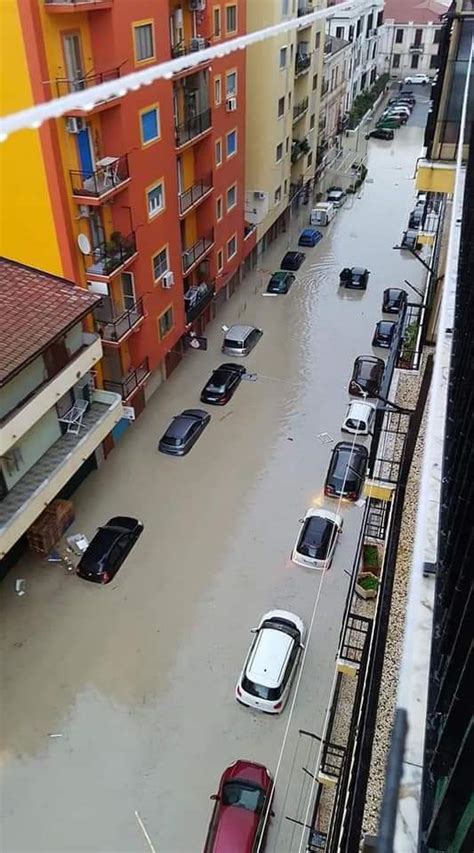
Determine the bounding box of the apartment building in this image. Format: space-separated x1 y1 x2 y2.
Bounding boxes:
245 0 325 248
0 258 123 562
1 0 247 431
377 0 445 81
319 34 352 155
326 0 384 99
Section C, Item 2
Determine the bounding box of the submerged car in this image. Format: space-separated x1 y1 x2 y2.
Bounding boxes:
376 116 402 129
409 207 423 229
76 517 143 584
372 320 397 349
324 442 368 501
222 324 263 357
236 610 305 714
298 228 322 248
349 355 385 397
280 251 305 271
404 73 430 85
158 409 210 456
326 188 345 208
342 400 376 435
200 363 246 405
204 761 274 853
382 288 407 314
339 266 370 290
366 127 394 141
291 509 343 570
401 229 421 251
266 270 295 294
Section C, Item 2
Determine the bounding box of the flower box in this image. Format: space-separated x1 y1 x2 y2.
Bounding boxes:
355 571 379 600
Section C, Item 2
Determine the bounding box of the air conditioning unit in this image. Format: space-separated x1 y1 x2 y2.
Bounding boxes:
226 96 237 112
162 271 175 289
66 116 86 134
254 191 266 200
189 0 205 11
191 36 207 50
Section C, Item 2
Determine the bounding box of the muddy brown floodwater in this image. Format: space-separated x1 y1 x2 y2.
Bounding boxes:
0 104 429 852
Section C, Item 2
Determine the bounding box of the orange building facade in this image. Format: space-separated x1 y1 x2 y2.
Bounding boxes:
9 0 250 425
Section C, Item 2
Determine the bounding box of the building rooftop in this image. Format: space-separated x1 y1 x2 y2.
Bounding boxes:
383 0 446 24
324 34 351 58
0 257 100 386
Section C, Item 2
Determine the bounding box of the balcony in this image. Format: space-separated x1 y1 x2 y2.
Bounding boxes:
45 0 112 10
94 297 145 345
244 222 257 240
54 67 121 111
184 282 215 324
178 174 213 216
0 389 122 559
85 232 138 280
70 155 130 205
171 38 211 58
293 96 309 123
0 333 103 457
175 108 212 149
291 137 310 164
182 232 214 274
295 54 311 77
103 358 150 402
410 43 424 52
297 3 313 18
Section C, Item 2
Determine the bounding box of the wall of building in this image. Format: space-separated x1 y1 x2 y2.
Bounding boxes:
378 20 441 79
1 408 62 491
0 359 46 421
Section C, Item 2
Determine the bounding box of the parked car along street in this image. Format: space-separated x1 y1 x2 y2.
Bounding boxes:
76 517 144 584
158 409 211 455
372 320 397 349
204 760 274 853
280 251 305 271
200 364 247 405
366 128 394 141
291 509 343 570
341 400 376 435
324 442 369 501
265 271 295 295
222 324 263 356
298 228 322 248
349 355 385 397
382 288 407 314
339 267 370 290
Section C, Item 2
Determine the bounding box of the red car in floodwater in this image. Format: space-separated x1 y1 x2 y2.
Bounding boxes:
204 760 274 852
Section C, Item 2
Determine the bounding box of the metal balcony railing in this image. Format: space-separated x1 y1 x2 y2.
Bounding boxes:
103 358 150 400
94 297 144 343
70 154 129 199
178 174 212 215
291 138 310 163
85 232 137 277
293 96 309 121
295 54 311 76
182 232 214 273
175 108 212 148
184 282 215 324
54 66 120 97
171 38 211 58
297 4 313 17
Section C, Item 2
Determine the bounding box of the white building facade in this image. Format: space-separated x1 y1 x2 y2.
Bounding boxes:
377 0 445 81
326 0 385 99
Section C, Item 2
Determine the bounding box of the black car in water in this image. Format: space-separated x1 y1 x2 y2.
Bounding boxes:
349 355 385 397
76 516 144 584
372 320 397 349
280 251 305 271
366 127 394 141
382 288 407 314
339 267 370 290
408 207 423 229
266 270 296 294
200 363 247 405
324 442 368 501
158 409 211 456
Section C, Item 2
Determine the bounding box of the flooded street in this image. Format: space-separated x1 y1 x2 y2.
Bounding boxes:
1 104 428 853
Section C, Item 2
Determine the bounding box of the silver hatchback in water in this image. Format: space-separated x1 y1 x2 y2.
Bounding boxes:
222 324 263 357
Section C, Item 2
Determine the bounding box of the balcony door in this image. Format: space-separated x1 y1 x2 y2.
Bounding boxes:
62 32 85 90
76 128 94 178
120 272 136 312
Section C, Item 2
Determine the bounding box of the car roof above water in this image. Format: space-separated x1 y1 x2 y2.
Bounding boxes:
225 324 256 339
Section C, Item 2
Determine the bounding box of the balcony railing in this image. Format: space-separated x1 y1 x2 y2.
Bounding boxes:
175 108 212 148
244 222 256 239
293 96 309 122
171 38 211 58
70 154 129 201
184 282 215 324
297 3 313 17
45 0 112 10
291 138 310 163
94 297 144 344
103 358 150 401
295 54 311 76
85 232 137 278
178 174 212 215
54 66 120 97
409 43 424 52
182 232 214 273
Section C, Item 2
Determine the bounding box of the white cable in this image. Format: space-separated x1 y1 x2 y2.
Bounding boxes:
0 0 367 141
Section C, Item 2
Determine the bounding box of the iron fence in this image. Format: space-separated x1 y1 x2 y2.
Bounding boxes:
175 108 212 148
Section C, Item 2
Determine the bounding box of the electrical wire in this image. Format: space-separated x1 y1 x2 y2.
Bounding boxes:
0 0 367 140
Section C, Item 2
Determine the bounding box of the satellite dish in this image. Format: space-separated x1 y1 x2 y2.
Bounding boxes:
77 233 91 255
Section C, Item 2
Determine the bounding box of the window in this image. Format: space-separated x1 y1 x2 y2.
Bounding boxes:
430 55 439 69
226 70 237 96
433 29 441 44
392 54 400 69
315 31 321 49
274 186 282 204
158 306 174 340
278 96 285 118
214 75 222 105
307 151 313 167
411 53 419 69
152 247 168 282
276 142 283 162
133 22 155 63
336 26 344 39
217 249 224 273
215 138 223 166
226 4 237 33
226 184 237 210
226 129 237 157
147 180 165 218
310 112 315 129
279 46 287 68
281 0 289 16
414 28 423 46
312 73 318 91
216 196 223 220
285 136 289 152
213 6 221 37
288 92 292 108
140 106 160 145
227 234 237 259
284 179 288 195
395 28 404 44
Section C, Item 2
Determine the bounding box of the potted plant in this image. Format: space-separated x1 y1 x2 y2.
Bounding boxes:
399 321 418 369
355 572 379 600
362 543 381 576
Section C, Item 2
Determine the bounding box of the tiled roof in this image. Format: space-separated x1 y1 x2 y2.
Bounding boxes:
0 257 100 385
383 0 446 24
